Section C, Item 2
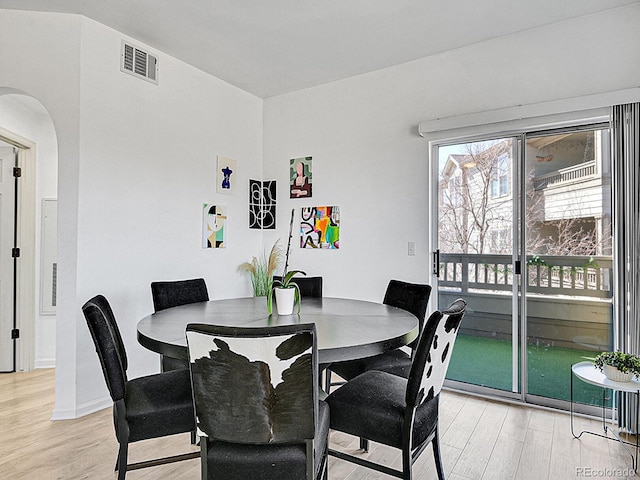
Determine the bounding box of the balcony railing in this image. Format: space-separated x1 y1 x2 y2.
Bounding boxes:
532 160 597 190
439 253 612 299
439 252 613 351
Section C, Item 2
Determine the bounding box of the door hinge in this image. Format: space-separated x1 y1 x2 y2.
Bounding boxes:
432 249 440 277
515 260 521 275
13 167 21 178
11 247 20 258
11 329 20 340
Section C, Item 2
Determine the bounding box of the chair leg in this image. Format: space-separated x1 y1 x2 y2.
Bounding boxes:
200 437 208 480
324 369 332 394
432 431 445 480
116 441 128 480
401 441 413 480
359 437 369 452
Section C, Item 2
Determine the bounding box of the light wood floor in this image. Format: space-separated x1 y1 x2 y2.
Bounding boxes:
1 369 637 479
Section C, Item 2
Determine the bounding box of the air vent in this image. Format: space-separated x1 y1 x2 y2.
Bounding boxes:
121 41 158 84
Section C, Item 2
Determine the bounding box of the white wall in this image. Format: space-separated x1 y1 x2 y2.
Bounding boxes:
0 10 264 418
263 4 640 303
73 18 264 414
0 95 58 368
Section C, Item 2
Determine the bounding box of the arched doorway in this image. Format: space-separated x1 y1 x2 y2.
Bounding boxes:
0 91 58 372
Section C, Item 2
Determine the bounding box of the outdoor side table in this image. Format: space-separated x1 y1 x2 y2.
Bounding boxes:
571 361 640 471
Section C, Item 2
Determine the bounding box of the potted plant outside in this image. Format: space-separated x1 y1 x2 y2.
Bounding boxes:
593 351 640 382
267 209 306 315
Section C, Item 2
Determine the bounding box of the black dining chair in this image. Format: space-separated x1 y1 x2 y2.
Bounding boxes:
326 298 466 480
82 295 198 480
325 280 431 392
186 322 330 480
273 275 323 298
151 278 209 371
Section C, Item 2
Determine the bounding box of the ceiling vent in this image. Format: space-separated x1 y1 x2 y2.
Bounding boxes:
121 41 158 84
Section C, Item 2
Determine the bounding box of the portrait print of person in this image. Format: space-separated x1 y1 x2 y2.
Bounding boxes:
290 156 312 198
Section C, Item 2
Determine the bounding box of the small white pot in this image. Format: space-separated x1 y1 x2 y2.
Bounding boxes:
603 364 634 382
275 287 296 315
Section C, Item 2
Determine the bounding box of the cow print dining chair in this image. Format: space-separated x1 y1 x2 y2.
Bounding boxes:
186 322 330 480
326 298 466 480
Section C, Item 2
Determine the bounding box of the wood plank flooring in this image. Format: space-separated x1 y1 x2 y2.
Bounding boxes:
0 369 637 479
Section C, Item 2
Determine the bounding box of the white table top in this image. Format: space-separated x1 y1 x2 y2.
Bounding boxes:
572 361 640 393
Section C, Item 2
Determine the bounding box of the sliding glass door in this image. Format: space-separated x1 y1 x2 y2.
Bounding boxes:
523 128 613 405
436 137 520 395
434 125 614 408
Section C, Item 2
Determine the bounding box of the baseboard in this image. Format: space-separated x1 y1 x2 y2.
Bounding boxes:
34 359 55 369
51 396 111 420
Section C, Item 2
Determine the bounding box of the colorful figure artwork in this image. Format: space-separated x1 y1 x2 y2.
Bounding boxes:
202 204 226 248
217 156 237 194
300 206 340 249
290 156 312 199
249 179 276 229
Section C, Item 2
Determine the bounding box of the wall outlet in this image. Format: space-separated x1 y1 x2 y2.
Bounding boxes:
408 241 416 256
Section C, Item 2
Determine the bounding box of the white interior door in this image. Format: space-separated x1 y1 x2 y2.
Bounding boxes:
0 144 16 371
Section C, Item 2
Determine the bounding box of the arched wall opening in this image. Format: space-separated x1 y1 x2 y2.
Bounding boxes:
0 89 59 372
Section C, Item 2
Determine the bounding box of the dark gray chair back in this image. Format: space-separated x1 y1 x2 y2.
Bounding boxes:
83 294 128 401
151 278 209 312
273 276 323 298
383 280 431 349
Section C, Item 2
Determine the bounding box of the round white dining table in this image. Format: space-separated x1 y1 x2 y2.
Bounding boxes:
137 296 419 365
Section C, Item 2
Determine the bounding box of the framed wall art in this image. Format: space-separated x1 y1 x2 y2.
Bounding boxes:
249 179 276 229
290 156 312 199
216 155 237 195
300 206 339 249
202 203 227 248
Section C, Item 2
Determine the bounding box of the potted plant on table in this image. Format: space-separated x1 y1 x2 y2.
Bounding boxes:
267 209 306 315
593 351 640 382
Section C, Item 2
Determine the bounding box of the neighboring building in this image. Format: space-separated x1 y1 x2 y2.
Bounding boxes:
439 130 612 257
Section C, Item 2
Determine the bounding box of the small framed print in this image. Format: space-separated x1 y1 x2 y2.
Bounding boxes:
290 156 312 199
216 156 237 195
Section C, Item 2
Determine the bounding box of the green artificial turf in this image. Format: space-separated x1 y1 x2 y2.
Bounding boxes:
446 334 609 406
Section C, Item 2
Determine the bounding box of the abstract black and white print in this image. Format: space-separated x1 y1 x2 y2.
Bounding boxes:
249 179 276 229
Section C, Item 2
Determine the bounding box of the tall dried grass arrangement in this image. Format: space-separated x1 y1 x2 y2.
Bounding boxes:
238 241 283 297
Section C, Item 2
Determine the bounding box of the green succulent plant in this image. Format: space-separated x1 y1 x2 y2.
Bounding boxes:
593 351 640 376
